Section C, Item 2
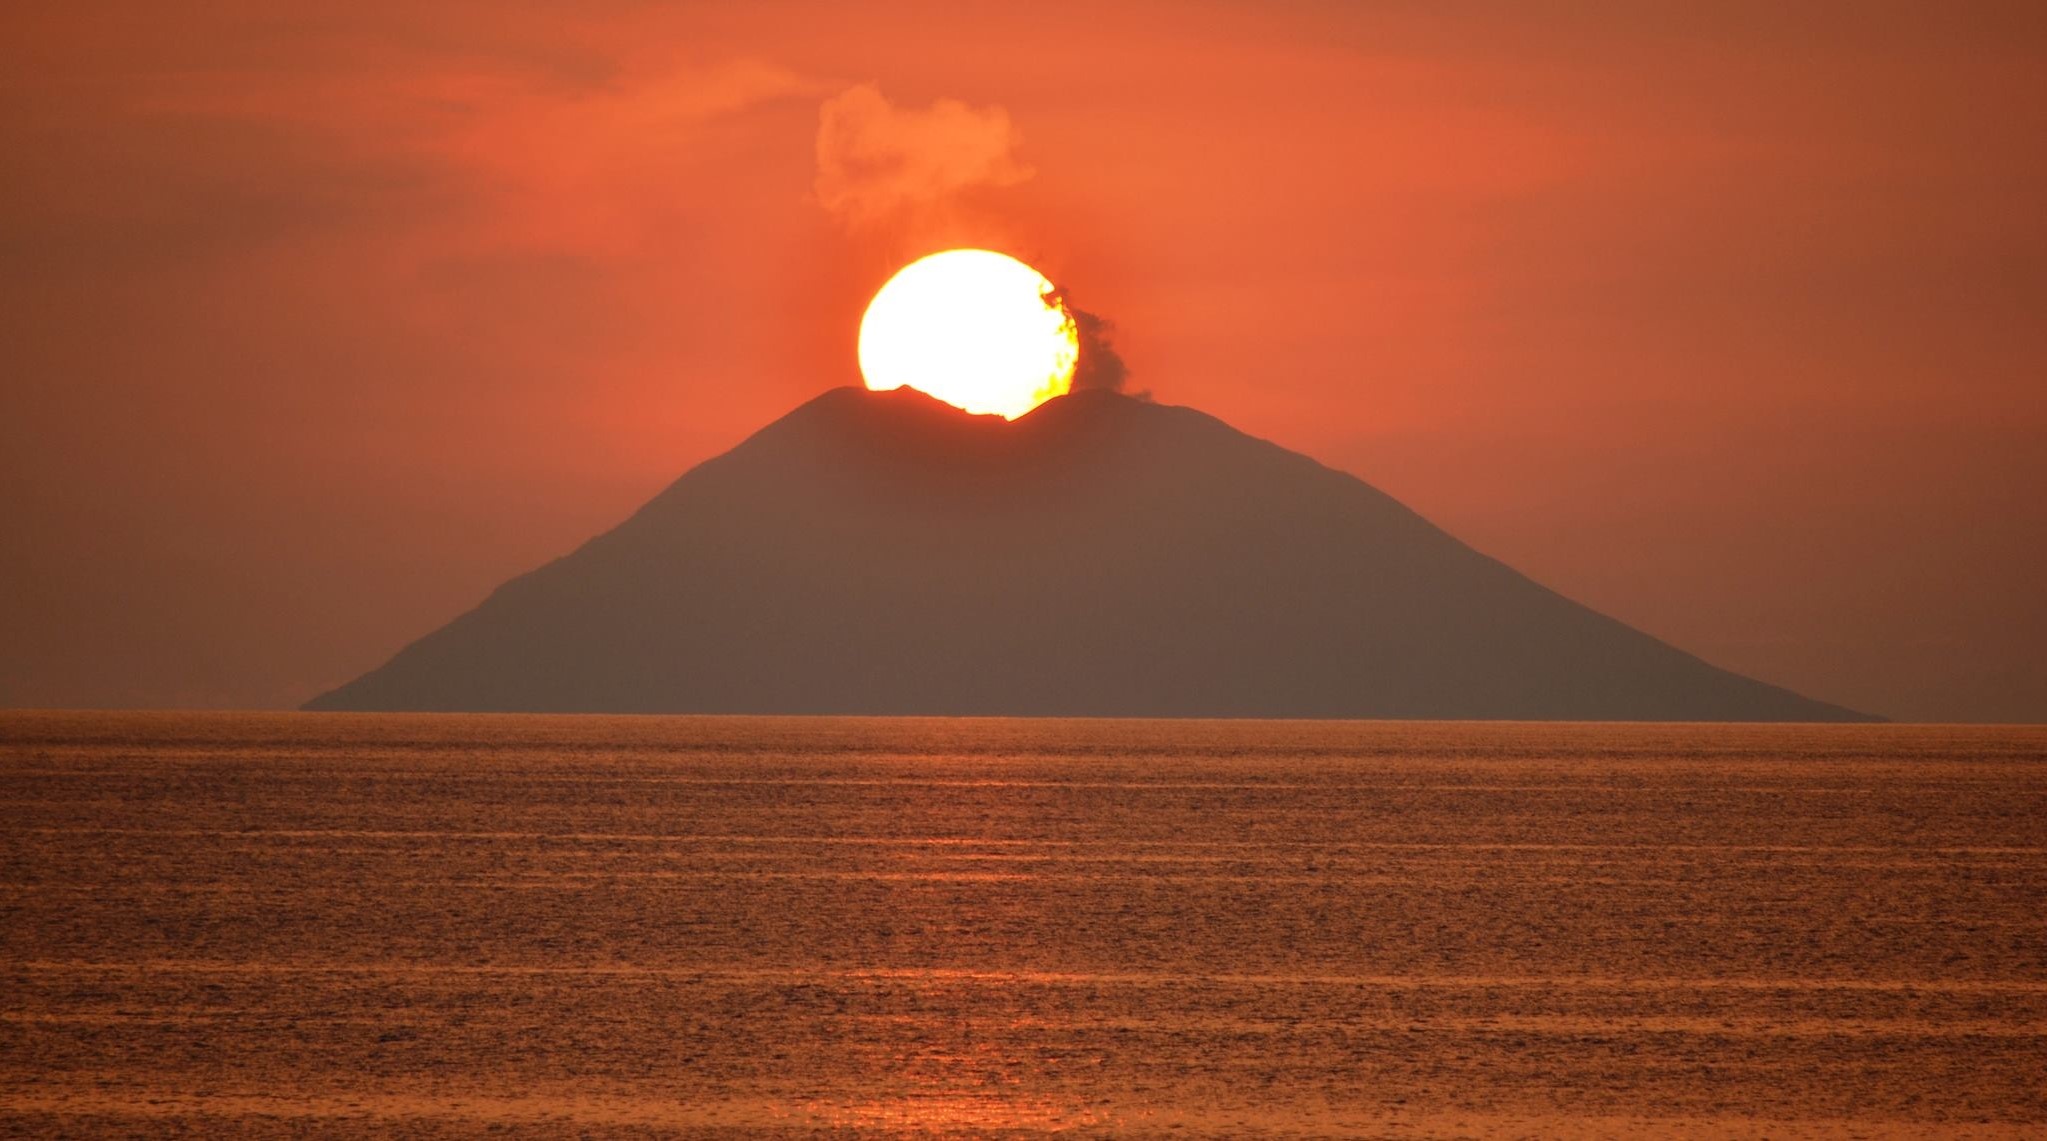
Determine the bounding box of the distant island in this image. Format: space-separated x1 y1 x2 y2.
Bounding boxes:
308 387 1870 720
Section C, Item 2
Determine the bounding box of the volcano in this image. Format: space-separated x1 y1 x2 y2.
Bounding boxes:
307 387 1867 719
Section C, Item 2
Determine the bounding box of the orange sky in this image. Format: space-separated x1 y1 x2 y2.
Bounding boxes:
3 2 2043 720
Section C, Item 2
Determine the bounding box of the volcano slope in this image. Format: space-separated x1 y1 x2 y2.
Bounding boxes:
308 386 1865 720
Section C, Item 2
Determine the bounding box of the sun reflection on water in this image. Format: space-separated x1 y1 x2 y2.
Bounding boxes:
781 1031 1108 1133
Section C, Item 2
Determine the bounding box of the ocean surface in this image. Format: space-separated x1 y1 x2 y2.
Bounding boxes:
3 712 2044 1138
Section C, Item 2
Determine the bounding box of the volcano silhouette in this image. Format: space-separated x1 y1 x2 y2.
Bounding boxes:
308 387 1867 719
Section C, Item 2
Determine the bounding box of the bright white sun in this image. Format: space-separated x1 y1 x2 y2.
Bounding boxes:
858 249 1079 419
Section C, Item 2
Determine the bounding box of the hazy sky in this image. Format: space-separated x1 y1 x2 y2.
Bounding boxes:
4 2 2043 720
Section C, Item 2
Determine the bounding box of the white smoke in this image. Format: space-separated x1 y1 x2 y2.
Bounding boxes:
813 84 1033 228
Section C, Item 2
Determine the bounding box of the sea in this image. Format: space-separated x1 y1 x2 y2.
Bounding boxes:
3 712 2045 1138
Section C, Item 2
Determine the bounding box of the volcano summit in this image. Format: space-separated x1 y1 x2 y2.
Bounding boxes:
308 388 1866 720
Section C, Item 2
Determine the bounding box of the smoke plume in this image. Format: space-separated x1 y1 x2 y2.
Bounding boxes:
814 84 1032 227
1045 287 1135 396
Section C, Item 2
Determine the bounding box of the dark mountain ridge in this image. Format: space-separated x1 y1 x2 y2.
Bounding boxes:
308 386 1869 720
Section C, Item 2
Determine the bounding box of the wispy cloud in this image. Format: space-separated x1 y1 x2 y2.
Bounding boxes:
813 84 1032 228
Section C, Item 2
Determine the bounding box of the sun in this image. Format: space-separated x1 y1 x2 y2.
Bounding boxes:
859 249 1079 419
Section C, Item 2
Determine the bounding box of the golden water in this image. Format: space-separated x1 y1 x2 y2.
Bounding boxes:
4 713 2045 1137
